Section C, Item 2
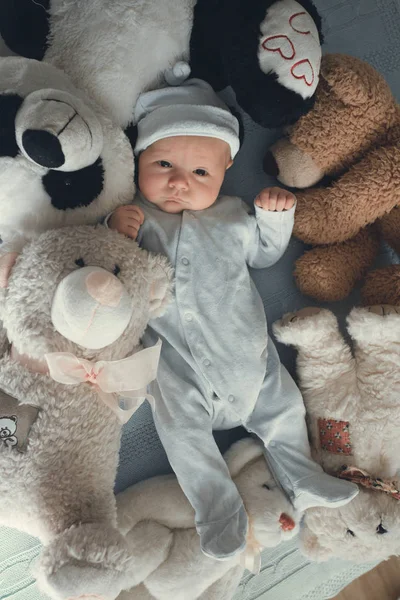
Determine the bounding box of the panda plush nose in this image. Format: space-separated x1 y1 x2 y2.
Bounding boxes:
16 89 104 172
22 129 65 168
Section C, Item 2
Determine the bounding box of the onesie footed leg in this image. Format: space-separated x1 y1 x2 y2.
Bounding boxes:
292 471 358 513
35 523 135 600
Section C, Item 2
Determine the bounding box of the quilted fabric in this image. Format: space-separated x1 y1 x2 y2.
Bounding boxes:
1 0 400 598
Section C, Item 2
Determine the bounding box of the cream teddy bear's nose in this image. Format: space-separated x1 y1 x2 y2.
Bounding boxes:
85 271 123 307
51 266 133 349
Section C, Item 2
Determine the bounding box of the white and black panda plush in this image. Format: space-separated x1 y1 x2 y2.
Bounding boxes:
190 0 323 128
0 56 136 252
0 0 194 251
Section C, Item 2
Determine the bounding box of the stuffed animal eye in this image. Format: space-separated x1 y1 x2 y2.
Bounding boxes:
75 258 85 268
263 483 271 490
113 265 121 276
377 523 388 535
346 529 355 537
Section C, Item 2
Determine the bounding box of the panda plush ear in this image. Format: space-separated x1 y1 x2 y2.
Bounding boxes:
0 252 18 288
147 253 174 318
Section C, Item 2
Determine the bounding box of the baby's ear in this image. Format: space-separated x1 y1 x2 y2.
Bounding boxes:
147 253 174 318
0 252 19 288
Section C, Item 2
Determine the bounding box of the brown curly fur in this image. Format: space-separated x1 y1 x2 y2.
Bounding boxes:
295 228 380 302
362 265 400 306
269 54 400 302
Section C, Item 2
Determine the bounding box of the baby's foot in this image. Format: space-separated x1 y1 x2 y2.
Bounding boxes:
293 471 358 512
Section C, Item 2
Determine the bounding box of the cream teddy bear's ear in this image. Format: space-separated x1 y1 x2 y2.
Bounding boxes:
0 252 19 288
147 253 174 318
299 524 334 562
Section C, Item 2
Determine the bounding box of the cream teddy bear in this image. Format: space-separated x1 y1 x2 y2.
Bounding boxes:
115 437 299 600
274 306 400 562
0 225 173 600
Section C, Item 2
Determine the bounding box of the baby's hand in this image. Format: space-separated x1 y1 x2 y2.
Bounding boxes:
255 187 296 212
108 205 144 240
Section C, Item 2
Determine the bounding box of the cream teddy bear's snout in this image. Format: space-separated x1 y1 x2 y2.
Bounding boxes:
51 266 133 349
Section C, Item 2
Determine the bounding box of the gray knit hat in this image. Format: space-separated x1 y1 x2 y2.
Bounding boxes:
134 78 240 159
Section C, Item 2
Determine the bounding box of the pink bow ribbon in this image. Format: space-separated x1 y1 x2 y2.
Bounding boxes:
45 340 162 423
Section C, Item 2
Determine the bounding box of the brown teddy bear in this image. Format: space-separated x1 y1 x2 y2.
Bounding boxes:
264 53 400 302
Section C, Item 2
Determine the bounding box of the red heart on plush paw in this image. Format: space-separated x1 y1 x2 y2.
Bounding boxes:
289 12 311 34
262 35 295 60
291 59 314 86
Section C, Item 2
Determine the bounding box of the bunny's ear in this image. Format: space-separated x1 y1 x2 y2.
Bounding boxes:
147 253 174 318
0 252 19 288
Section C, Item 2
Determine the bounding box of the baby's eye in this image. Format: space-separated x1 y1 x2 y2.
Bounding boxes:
158 160 172 168
194 168 208 176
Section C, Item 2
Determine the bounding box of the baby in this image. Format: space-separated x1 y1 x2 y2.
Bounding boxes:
108 78 358 560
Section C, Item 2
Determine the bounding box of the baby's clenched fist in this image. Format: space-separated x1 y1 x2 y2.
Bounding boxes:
255 187 296 212
108 205 145 240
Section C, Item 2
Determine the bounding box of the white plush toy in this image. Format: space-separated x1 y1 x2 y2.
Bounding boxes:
274 306 400 563
0 225 173 600
114 437 299 600
0 0 194 252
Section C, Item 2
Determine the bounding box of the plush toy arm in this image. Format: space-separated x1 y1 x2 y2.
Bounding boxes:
293 144 400 244
117 474 195 534
273 308 356 392
123 521 174 589
362 265 400 306
0 0 49 60
294 227 380 302
376 206 400 255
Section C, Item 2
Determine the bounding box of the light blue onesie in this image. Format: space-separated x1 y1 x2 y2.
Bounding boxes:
132 192 357 560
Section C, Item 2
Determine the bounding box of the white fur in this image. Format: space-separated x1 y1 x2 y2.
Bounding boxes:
115 438 299 600
45 0 195 128
0 226 173 600
274 307 400 562
0 0 194 250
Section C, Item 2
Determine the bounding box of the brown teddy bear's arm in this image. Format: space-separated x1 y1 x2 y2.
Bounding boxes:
362 265 400 306
293 144 400 245
376 206 400 255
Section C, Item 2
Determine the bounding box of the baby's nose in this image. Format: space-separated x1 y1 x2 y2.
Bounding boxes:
85 271 123 307
169 172 188 189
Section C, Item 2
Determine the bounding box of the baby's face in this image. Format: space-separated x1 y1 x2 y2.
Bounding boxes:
138 136 232 213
